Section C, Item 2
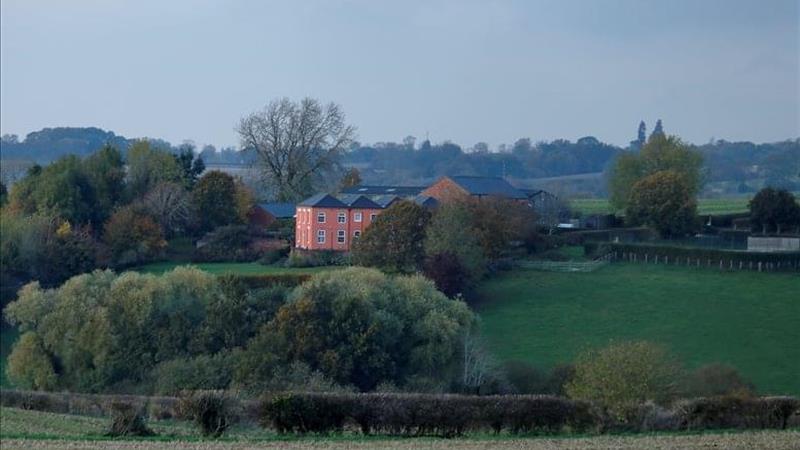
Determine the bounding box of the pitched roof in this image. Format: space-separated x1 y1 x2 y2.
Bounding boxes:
259 202 296 218
413 195 439 208
370 194 402 208
336 194 382 209
298 193 347 208
340 185 426 196
448 176 527 199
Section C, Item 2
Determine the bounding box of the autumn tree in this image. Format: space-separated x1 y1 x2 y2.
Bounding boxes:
424 202 486 282
339 167 362 191
126 141 185 199
193 171 241 232
566 341 682 423
749 187 800 234
352 200 431 273
103 205 166 267
236 268 474 391
608 134 704 211
626 170 697 237
463 197 537 260
236 97 356 201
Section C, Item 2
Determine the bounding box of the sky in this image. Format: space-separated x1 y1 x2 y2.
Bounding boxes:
1 0 798 149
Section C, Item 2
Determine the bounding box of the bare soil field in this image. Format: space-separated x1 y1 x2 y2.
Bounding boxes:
2 431 800 450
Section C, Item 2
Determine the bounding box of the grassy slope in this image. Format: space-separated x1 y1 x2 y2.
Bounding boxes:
570 197 753 216
476 263 800 395
135 262 331 276
2 407 798 449
0 326 19 388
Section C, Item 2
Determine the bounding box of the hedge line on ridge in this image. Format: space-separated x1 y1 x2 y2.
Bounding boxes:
3 390 798 436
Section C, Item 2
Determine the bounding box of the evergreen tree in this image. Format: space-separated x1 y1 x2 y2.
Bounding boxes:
637 121 647 146
650 119 665 140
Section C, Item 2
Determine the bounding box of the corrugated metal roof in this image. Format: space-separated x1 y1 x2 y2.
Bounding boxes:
449 176 527 199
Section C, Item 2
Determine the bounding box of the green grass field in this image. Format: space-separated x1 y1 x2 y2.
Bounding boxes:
570 197 753 216
476 263 800 395
135 262 331 276
0 326 19 388
2 407 798 449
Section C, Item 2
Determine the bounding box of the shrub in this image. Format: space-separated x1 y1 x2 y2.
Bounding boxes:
566 341 682 425
107 401 154 437
423 252 470 298
608 242 800 270
683 363 756 398
193 225 272 262
258 248 288 265
151 354 234 396
176 390 236 438
103 205 166 267
676 395 800 430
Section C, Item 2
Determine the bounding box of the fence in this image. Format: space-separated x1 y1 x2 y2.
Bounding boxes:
519 253 612 273
607 243 800 273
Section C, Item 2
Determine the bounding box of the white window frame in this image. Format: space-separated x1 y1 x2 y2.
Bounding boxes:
337 211 346 224
337 230 346 244
317 212 326 223
353 230 361 239
354 212 363 222
370 213 377 221
317 230 325 244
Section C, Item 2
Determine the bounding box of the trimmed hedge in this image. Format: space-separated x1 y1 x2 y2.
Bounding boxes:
260 392 595 436
676 396 799 430
604 242 800 271
3 390 798 435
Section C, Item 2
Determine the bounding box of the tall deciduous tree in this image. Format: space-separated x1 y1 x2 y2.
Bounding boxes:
193 171 241 232
749 187 800 234
143 182 194 237
126 141 185 199
609 134 704 211
339 167 362 191
626 170 698 237
236 97 356 201
352 200 431 273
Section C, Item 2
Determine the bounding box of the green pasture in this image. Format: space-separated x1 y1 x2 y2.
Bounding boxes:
476 263 800 395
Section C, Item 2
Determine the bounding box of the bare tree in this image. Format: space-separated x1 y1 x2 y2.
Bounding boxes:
462 330 502 394
236 97 356 202
142 182 193 237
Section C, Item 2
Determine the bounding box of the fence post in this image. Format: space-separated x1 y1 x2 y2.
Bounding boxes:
758 262 762 272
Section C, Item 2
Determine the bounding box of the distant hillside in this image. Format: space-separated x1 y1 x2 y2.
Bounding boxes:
0 127 131 162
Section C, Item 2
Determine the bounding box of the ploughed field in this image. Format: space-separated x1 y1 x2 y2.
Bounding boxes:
476 263 800 395
1 407 798 450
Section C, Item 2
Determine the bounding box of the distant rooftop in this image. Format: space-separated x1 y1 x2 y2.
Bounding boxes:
449 176 528 200
340 185 426 196
259 202 296 218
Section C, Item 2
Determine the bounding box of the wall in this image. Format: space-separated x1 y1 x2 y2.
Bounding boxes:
747 237 800 253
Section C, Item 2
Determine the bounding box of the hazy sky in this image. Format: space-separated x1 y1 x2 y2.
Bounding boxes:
1 0 798 149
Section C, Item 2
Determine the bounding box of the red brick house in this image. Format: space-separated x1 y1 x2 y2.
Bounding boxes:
296 176 531 252
295 194 385 251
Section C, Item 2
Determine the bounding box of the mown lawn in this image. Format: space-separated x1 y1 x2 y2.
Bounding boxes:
476 263 800 395
135 262 332 276
2 407 798 449
570 197 754 216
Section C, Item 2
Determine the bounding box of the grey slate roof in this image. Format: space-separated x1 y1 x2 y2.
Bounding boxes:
341 185 426 196
260 202 296 218
298 193 347 208
449 176 527 199
337 194 382 209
